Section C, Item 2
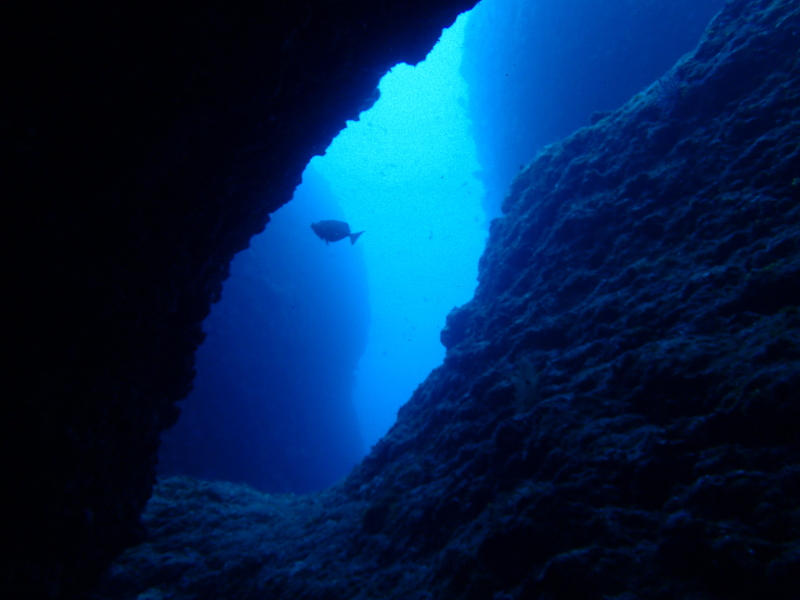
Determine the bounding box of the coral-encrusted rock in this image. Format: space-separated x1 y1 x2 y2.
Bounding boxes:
1 1 476 597
94 1 800 599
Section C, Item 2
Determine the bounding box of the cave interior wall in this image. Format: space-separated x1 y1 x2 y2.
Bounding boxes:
2 0 477 596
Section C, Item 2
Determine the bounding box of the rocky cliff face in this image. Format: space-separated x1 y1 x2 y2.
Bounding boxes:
93 0 800 598
2 1 475 597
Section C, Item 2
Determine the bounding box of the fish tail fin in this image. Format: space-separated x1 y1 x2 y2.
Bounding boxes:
349 231 365 245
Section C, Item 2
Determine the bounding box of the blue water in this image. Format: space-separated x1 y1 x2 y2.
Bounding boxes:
159 0 726 493
308 13 485 452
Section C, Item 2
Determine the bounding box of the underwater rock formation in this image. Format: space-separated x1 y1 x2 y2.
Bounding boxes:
2 1 476 597
93 0 800 598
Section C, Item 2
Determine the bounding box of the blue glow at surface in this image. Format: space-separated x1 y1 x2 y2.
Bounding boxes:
308 13 486 451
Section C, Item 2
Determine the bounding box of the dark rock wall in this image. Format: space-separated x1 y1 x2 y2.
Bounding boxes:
93 0 800 599
1 1 476 597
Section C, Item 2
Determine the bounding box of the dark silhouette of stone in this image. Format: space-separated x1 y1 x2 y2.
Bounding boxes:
1 1 476 597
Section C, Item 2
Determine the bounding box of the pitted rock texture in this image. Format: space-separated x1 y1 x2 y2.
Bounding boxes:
94 0 800 599
2 1 476 597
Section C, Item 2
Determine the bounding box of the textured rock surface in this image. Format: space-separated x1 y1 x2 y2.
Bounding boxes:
1 1 475 597
94 0 800 598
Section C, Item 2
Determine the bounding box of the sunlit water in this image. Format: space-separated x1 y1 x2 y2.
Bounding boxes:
298 13 487 450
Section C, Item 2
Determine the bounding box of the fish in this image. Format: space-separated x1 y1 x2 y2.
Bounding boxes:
311 220 365 245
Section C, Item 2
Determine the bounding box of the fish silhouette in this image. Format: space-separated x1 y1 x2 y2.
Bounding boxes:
311 220 364 245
